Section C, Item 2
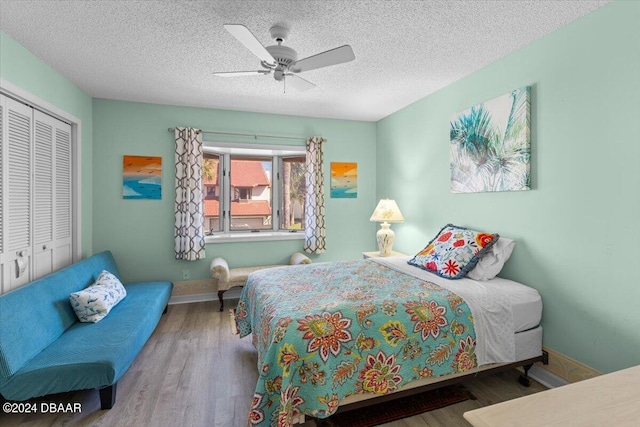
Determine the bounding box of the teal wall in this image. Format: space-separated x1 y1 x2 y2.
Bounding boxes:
0 30 94 257
376 0 640 374
4 1 638 374
92 99 377 283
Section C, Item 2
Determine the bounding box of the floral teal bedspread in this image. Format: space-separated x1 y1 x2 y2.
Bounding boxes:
235 259 478 426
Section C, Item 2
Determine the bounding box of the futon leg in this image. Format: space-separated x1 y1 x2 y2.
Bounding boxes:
518 363 533 387
163 304 168 314
99 383 117 409
218 290 225 312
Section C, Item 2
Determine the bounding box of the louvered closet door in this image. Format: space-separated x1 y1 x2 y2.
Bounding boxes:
32 110 72 279
52 118 72 271
1 95 33 291
32 110 55 278
0 96 4 293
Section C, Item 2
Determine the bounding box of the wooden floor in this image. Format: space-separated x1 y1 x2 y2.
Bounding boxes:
0 301 547 427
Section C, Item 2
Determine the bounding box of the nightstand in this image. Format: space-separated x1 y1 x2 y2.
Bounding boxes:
362 251 406 259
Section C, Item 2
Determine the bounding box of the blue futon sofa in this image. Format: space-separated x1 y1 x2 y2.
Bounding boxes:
0 251 172 409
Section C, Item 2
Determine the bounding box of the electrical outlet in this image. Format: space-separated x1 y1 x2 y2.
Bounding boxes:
182 270 190 280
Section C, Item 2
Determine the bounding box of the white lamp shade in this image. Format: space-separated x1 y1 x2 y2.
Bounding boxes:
369 199 404 223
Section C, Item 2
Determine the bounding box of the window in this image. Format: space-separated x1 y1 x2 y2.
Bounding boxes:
203 153 222 234
203 141 306 242
229 156 271 231
236 187 252 201
280 156 306 230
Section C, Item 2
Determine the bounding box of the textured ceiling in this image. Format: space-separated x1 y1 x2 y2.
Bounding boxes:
0 0 610 122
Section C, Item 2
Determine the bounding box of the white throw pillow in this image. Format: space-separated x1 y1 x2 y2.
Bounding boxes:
69 270 127 323
467 238 515 281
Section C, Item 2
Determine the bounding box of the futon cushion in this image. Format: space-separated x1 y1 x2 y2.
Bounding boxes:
408 224 498 279
0 281 172 401
0 251 121 379
69 270 127 323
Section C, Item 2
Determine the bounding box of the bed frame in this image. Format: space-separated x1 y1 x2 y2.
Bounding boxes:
339 353 546 412
301 326 548 424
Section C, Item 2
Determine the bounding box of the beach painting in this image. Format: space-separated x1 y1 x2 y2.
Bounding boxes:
330 162 357 198
123 155 162 199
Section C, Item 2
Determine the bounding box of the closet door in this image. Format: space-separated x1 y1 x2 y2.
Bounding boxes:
32 110 55 278
0 96 4 293
32 110 72 279
52 119 72 271
0 94 33 291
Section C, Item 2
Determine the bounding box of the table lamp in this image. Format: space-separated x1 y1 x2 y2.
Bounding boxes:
369 199 404 256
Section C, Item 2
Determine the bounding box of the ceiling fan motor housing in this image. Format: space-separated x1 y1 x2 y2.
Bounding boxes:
265 45 298 71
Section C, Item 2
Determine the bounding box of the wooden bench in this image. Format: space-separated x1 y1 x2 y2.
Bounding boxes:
210 253 311 311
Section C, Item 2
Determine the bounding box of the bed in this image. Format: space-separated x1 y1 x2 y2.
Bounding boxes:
235 253 543 426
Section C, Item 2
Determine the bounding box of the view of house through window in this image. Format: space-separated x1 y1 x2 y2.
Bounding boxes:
202 145 306 236
230 156 272 230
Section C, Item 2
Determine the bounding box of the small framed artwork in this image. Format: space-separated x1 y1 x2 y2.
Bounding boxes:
450 86 531 193
123 155 162 199
330 162 357 198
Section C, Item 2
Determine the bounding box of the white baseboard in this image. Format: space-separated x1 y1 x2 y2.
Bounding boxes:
169 292 217 305
169 288 243 306
528 364 569 389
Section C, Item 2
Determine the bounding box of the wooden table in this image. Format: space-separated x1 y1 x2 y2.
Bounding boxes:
463 365 640 427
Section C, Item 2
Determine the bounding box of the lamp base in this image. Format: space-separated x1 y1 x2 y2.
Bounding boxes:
376 222 395 256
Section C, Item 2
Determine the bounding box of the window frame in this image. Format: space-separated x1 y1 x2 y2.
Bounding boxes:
203 141 306 244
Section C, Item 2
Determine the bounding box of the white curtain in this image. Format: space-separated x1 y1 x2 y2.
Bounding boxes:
174 127 206 260
304 136 326 254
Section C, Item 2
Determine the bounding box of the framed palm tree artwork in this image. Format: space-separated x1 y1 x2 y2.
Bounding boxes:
450 86 531 193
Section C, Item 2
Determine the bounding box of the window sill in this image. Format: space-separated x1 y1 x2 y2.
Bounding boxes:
205 231 305 244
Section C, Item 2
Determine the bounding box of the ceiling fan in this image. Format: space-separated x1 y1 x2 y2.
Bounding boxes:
214 24 355 92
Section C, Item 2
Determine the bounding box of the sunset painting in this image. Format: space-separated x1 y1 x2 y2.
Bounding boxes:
330 162 357 198
123 155 162 199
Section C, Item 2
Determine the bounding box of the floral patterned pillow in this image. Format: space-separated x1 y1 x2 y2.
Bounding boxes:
408 224 499 279
69 270 127 323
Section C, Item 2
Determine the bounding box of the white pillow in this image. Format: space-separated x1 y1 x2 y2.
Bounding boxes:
467 238 515 281
69 270 127 323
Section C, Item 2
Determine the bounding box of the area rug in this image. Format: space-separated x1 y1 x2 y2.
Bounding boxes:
315 384 474 427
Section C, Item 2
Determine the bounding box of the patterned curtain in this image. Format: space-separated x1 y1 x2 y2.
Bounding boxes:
304 136 326 254
174 127 206 260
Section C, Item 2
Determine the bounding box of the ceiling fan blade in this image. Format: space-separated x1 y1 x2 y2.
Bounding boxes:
286 74 316 91
291 45 355 73
213 70 269 77
224 24 275 65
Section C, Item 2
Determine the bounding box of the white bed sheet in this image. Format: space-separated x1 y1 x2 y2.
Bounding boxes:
477 276 542 333
370 256 542 366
